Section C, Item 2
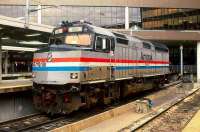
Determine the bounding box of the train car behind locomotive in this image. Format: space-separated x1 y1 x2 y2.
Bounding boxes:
32 21 170 114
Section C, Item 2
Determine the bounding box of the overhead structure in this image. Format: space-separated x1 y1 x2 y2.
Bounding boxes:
111 29 200 41
1 14 200 45
1 0 200 9
0 15 52 41
0 14 53 81
1 14 200 44
0 15 53 33
0 14 53 51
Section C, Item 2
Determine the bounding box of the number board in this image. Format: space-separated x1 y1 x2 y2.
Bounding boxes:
68 27 83 33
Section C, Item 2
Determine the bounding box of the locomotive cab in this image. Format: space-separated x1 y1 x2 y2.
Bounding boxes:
50 22 115 52
32 22 116 85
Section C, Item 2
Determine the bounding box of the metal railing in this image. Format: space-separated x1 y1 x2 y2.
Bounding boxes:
170 65 197 74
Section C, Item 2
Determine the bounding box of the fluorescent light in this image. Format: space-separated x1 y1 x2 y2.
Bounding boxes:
2 46 38 52
16 17 25 20
1 37 9 40
19 41 48 45
25 33 41 37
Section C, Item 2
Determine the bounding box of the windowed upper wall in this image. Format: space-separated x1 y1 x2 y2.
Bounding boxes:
0 5 38 23
41 6 141 27
142 8 200 30
0 5 199 30
0 5 141 28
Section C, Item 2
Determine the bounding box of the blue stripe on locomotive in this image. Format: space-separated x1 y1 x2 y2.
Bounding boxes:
32 65 169 72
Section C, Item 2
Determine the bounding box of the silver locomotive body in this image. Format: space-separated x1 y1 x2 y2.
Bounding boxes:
32 22 169 114
33 43 169 85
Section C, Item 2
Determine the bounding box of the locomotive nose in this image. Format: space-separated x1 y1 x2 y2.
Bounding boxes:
32 51 81 85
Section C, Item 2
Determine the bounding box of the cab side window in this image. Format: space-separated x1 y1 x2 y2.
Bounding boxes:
95 36 112 52
106 39 111 51
96 37 103 50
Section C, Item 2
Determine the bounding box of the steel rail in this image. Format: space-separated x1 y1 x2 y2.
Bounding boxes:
120 84 199 131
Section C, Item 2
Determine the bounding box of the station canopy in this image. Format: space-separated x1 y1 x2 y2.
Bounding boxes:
0 14 200 52
0 15 53 52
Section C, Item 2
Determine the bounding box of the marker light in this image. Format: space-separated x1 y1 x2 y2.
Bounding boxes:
70 73 78 79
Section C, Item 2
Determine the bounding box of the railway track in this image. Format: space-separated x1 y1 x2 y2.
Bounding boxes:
120 83 200 132
0 81 182 132
0 113 66 132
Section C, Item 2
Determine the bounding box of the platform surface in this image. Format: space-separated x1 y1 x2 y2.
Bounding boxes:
0 79 32 93
183 110 200 132
75 85 182 132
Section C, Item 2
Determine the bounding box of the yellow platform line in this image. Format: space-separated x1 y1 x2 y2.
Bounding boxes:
0 83 32 93
182 110 200 132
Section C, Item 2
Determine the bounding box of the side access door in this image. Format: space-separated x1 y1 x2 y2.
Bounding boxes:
95 36 115 81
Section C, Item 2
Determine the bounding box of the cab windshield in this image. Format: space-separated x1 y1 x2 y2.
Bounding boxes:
65 34 91 46
51 33 92 47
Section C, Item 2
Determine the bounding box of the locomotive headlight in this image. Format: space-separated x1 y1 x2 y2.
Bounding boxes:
32 72 36 78
70 73 78 79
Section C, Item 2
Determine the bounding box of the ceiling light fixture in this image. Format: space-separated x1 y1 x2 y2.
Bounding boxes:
19 41 48 45
2 46 38 52
1 37 9 40
25 33 41 37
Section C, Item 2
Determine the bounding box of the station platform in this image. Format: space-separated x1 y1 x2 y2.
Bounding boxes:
0 79 32 94
2 73 31 78
53 83 187 132
183 110 200 132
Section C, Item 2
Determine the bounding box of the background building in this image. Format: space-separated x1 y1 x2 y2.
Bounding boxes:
141 8 200 30
141 8 200 71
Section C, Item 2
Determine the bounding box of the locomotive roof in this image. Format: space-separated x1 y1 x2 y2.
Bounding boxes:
87 24 115 37
79 23 143 42
126 35 143 43
87 24 142 43
73 23 168 51
152 42 168 51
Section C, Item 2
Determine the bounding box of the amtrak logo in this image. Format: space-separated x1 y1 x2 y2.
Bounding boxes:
47 52 53 62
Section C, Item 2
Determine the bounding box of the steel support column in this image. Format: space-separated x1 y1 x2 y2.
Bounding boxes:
0 43 2 81
37 5 42 24
4 51 8 74
180 45 183 76
197 42 200 82
25 0 30 28
125 7 129 30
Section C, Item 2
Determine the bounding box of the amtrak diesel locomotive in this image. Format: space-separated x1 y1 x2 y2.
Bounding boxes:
32 21 170 114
